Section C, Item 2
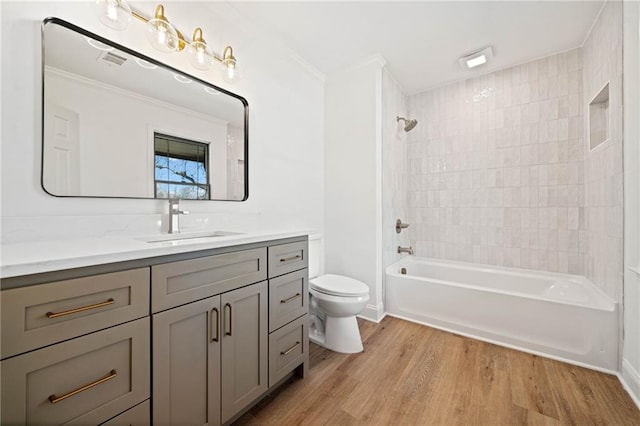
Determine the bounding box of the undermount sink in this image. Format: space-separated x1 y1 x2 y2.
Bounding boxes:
139 231 244 244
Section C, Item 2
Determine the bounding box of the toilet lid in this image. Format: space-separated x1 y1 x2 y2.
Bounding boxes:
310 274 369 297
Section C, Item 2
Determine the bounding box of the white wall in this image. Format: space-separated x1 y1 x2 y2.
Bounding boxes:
622 0 640 407
324 56 385 321
1 1 324 242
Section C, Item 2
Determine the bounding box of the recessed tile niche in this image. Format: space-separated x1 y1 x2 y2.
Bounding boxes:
589 82 610 150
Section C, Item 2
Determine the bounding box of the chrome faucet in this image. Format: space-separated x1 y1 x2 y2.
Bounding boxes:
397 246 414 255
396 219 410 233
168 198 189 234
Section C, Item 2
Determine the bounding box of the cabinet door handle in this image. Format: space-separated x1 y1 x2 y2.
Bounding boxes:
46 298 115 319
280 341 301 356
280 293 302 304
224 303 232 336
48 369 117 404
211 307 219 342
279 254 301 263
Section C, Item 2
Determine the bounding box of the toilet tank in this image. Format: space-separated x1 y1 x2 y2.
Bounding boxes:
308 234 322 279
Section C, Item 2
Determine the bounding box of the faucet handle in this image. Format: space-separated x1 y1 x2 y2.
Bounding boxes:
396 219 410 233
181 210 190 215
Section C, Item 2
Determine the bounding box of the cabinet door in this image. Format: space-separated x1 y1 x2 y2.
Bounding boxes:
221 281 268 423
153 296 221 426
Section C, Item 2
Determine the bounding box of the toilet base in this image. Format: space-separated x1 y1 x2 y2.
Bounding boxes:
321 315 364 353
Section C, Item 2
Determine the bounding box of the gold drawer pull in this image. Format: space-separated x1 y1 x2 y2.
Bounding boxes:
49 369 117 404
279 255 301 263
46 298 115 319
280 341 301 356
280 293 302 304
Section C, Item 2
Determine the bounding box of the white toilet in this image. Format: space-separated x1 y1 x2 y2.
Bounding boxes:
308 236 370 353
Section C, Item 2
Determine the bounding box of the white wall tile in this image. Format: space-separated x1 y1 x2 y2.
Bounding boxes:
407 48 586 275
582 0 623 302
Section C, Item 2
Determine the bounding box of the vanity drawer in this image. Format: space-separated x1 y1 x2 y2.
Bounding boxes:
1 317 150 426
100 400 150 426
269 269 308 332
269 314 308 387
268 241 308 278
1 268 150 359
152 248 267 312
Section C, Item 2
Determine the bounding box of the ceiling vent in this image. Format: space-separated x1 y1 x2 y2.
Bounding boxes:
459 46 493 70
98 51 128 66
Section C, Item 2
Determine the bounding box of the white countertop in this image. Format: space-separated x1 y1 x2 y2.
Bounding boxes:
0 229 313 279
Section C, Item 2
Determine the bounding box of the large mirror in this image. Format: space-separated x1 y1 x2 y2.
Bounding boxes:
42 18 248 201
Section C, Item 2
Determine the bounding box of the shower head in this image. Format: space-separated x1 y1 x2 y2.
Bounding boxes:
397 116 418 132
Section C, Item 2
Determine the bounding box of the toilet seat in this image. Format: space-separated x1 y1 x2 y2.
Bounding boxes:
310 274 369 297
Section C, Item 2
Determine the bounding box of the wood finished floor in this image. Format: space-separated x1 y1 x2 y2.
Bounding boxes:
235 316 640 426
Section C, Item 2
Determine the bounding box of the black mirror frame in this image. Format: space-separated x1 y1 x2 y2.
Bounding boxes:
41 17 249 201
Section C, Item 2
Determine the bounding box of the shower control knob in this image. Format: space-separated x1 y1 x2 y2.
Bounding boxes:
396 219 410 234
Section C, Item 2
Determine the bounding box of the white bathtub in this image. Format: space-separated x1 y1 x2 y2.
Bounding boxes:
385 257 618 372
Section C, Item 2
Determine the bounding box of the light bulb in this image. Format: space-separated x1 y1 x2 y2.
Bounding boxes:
145 5 180 53
187 42 212 70
146 19 179 52
95 0 131 31
225 64 237 81
186 28 212 71
221 45 238 82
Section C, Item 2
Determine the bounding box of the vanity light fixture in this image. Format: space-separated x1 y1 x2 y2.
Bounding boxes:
144 5 181 53
459 46 493 70
221 46 237 81
95 0 132 31
95 2 239 81
186 28 213 71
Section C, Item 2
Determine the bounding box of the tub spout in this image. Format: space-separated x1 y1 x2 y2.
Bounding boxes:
397 246 414 255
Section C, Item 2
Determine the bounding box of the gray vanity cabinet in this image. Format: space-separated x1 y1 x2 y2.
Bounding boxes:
220 281 268 423
152 296 222 426
152 280 268 425
1 236 307 426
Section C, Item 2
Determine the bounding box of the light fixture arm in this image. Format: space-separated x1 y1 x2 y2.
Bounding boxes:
192 27 205 44
217 45 235 65
130 4 231 62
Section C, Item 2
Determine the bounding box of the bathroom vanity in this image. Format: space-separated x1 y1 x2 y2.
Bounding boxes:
0 232 309 425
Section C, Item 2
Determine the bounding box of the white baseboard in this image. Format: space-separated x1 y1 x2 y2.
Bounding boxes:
619 359 640 409
358 303 386 323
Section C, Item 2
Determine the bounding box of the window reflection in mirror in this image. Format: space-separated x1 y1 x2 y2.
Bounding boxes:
41 18 248 201
154 133 209 200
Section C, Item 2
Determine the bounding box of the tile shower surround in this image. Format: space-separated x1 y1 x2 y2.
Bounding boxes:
407 48 588 276
382 68 410 273
582 0 623 302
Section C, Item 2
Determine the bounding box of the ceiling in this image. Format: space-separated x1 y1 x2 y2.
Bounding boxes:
229 1 605 94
